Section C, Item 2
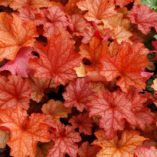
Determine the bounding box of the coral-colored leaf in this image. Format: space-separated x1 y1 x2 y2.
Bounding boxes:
93 130 147 157
63 77 95 111
100 42 149 92
77 0 116 23
0 106 51 157
0 75 31 110
69 113 93 135
9 0 55 10
42 99 71 120
43 7 69 37
129 5 157 34
47 121 81 157
70 14 94 43
29 30 81 85
0 47 33 77
127 89 154 130
134 146 157 157
102 13 132 43
88 89 136 138
0 13 36 61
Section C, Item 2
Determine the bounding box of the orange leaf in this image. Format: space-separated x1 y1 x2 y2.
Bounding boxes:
79 37 107 81
30 77 53 103
9 0 56 10
115 0 133 7
0 13 36 61
93 130 147 157
0 75 31 110
65 0 81 14
30 30 81 85
102 13 132 43
0 0 10 6
77 0 116 23
0 130 9 148
42 99 71 120
0 106 51 157
78 141 100 157
100 42 149 92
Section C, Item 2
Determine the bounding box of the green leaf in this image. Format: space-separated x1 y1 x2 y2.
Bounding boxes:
154 34 157 39
142 0 157 11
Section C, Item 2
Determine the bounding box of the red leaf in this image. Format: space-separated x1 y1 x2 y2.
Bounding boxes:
129 5 157 34
29 30 81 85
63 77 95 111
0 106 51 157
69 113 93 135
0 76 31 110
0 47 33 77
127 89 154 130
47 121 81 157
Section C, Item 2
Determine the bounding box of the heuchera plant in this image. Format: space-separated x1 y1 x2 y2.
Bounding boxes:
0 0 157 157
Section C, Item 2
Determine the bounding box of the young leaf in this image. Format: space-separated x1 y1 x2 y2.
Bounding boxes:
142 0 157 11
